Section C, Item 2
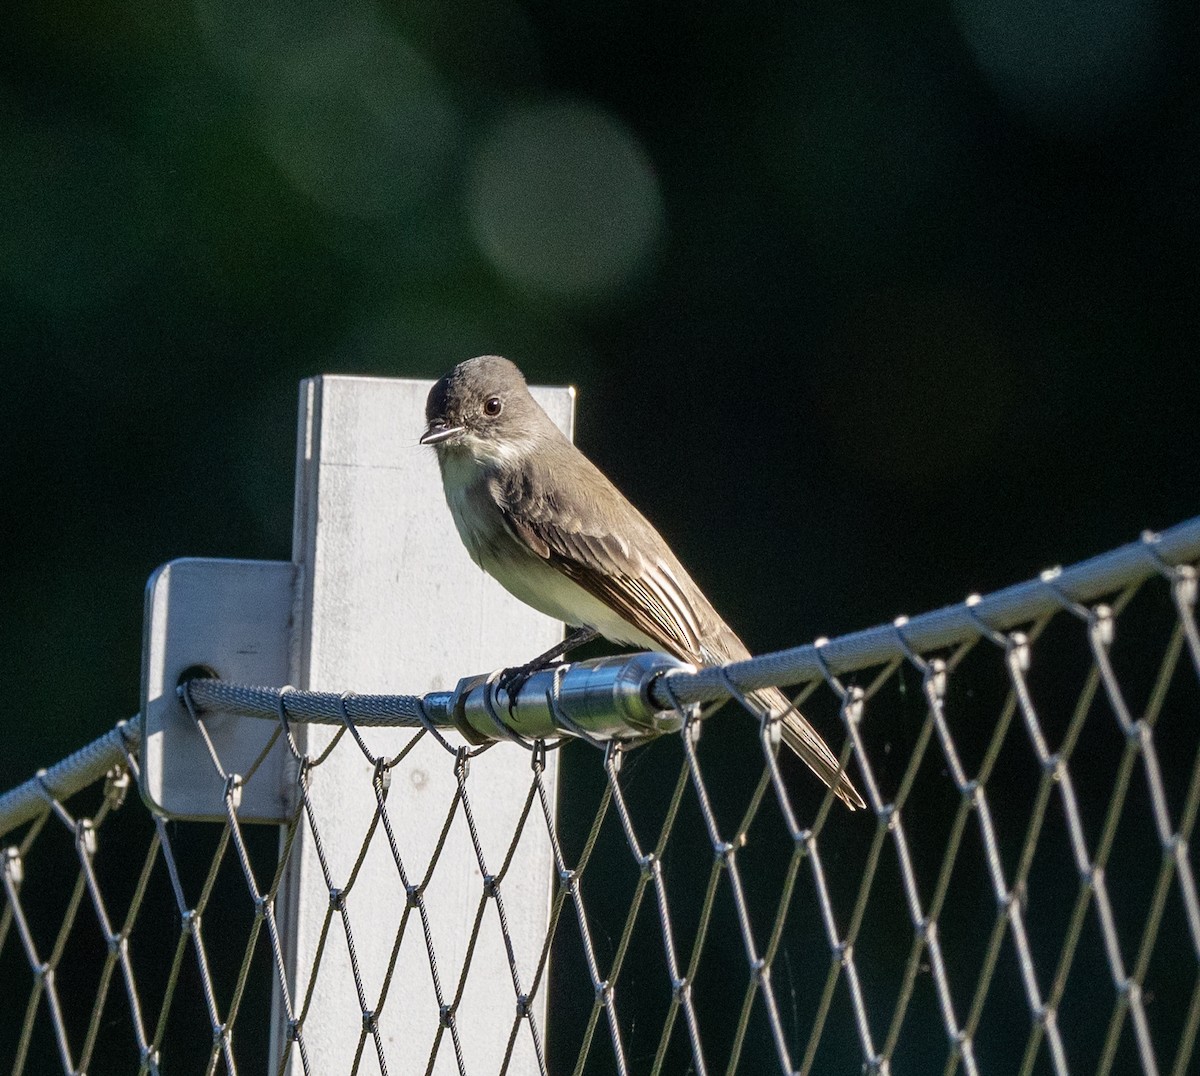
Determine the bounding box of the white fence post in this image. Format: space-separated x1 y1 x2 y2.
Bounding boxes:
270 375 574 1074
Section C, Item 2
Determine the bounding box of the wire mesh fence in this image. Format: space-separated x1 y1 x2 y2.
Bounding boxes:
2 521 1199 1075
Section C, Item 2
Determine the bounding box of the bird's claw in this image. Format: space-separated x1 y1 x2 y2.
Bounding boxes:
496 663 538 717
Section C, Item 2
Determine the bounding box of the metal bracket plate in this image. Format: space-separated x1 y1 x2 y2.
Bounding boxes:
140 557 298 823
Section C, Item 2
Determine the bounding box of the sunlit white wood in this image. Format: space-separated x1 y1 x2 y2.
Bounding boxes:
271 374 572 1076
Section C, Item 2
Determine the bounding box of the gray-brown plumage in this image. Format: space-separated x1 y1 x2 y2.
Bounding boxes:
421 355 864 810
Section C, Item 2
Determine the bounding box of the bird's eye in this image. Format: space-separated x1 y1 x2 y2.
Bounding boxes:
483 396 503 417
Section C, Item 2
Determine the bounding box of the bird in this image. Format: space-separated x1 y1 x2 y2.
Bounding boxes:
420 355 865 810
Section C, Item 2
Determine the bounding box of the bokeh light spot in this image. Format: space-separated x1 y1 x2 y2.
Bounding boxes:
194 0 361 81
467 100 665 304
953 0 1162 132
252 30 462 218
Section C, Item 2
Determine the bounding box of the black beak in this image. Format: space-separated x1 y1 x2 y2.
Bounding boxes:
419 421 464 446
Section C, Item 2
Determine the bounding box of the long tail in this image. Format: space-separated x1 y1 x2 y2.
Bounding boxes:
692 624 865 810
752 685 866 810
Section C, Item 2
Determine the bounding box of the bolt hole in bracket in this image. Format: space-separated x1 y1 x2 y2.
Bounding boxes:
140 558 298 823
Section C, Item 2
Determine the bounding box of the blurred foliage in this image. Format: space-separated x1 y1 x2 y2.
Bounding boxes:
0 0 1196 1062
1 0 1195 775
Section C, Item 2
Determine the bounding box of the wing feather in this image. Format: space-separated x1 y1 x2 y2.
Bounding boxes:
487 445 865 809
494 463 708 663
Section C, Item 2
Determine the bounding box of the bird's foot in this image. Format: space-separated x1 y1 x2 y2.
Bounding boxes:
494 628 600 717
495 660 546 717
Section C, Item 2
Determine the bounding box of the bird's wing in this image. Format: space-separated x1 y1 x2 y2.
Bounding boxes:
493 459 710 664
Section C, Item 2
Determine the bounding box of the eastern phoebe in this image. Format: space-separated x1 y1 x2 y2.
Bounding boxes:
421 355 864 810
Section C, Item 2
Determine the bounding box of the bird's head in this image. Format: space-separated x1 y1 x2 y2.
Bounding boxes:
421 355 548 466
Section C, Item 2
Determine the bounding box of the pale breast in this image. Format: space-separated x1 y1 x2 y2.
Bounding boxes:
439 457 658 651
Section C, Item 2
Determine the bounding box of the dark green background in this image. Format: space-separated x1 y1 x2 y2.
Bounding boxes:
1 0 1196 1071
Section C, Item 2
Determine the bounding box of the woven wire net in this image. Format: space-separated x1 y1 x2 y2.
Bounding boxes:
2 552 1198 1075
